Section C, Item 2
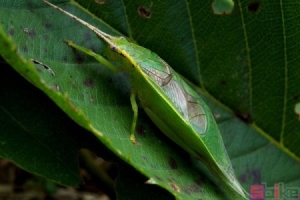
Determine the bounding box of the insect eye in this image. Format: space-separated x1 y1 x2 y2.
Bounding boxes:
110 46 118 52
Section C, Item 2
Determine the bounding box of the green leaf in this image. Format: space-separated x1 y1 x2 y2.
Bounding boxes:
0 0 300 199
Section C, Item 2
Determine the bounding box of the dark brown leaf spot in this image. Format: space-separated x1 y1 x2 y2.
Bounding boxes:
136 125 146 136
22 27 36 38
168 157 178 169
194 178 203 186
83 79 94 88
22 45 28 53
170 183 180 192
220 79 227 85
142 156 147 160
138 6 152 19
29 30 36 38
44 23 52 30
8 28 14 36
294 94 300 101
84 32 92 41
74 52 84 64
248 1 260 13
235 112 253 123
239 168 261 184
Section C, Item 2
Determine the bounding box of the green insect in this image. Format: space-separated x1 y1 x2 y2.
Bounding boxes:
43 0 247 198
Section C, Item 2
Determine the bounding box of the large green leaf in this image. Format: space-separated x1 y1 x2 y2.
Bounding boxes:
0 0 299 199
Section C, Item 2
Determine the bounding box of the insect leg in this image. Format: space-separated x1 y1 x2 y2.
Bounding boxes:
65 40 121 72
130 89 139 144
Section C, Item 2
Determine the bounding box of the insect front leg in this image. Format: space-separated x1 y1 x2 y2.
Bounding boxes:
130 89 139 144
65 40 121 72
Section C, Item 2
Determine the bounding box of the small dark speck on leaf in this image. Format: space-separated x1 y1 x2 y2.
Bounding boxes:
220 80 227 85
168 157 178 169
248 1 260 13
194 178 203 186
239 168 261 184
89 45 96 52
22 45 28 53
44 23 52 30
22 27 36 38
138 6 152 18
74 52 84 63
235 112 253 123
136 125 146 137
142 156 147 161
29 30 36 38
84 32 92 41
294 94 300 101
83 79 94 88
8 28 14 36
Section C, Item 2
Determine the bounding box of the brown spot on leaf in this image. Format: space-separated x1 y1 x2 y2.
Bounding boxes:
168 157 178 169
220 79 227 85
239 168 261 184
136 125 146 137
294 94 300 101
248 1 260 13
44 23 52 30
8 28 14 36
84 32 92 41
194 178 203 186
235 112 253 123
22 45 28 53
83 79 94 88
74 52 84 63
22 27 36 38
170 183 180 192
138 6 152 19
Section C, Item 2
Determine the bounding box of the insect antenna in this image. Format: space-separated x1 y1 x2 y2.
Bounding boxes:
43 0 117 48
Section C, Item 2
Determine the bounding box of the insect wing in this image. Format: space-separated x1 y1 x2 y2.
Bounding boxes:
138 58 208 135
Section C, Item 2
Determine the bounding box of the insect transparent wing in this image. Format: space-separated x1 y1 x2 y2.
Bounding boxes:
140 61 208 135
167 74 208 135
